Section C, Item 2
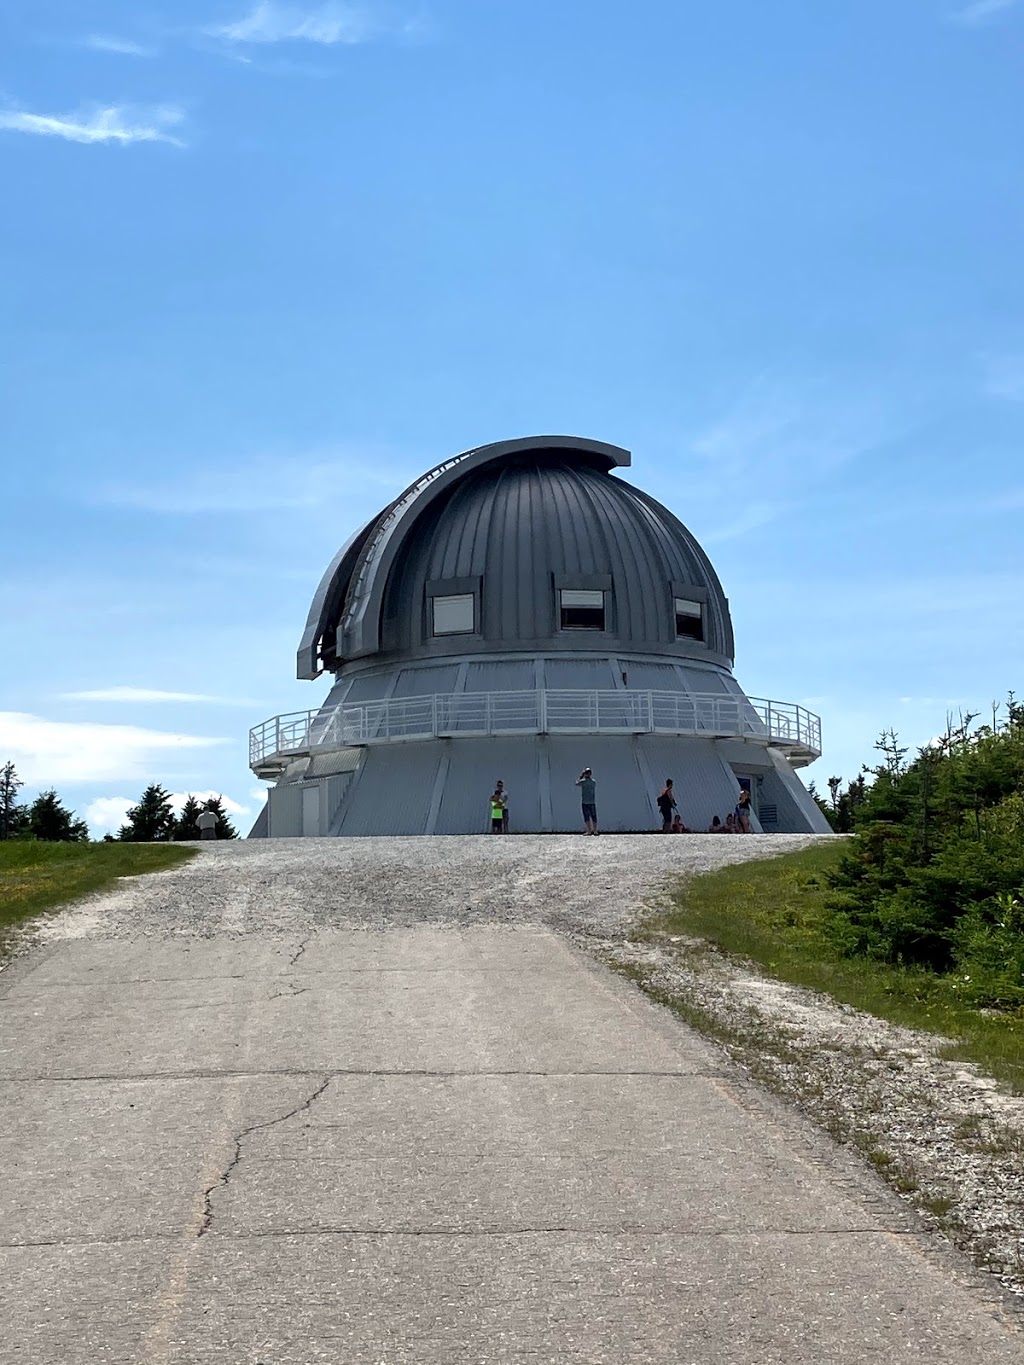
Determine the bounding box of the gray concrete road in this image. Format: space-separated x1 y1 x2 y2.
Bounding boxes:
1 838 1022 1363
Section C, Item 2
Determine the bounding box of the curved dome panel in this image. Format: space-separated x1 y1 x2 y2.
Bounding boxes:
298 435 734 676
380 456 733 663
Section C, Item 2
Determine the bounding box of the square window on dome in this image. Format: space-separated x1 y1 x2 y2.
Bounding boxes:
675 597 704 641
432 593 475 635
560 588 605 630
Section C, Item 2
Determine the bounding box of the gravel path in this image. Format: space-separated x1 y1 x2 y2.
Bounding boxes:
28 833 825 943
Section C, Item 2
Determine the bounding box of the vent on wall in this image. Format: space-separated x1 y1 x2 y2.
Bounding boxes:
759 803 779 827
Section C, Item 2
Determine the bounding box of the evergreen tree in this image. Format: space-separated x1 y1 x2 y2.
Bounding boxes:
200 796 238 840
173 795 203 841
119 784 176 842
27 790 89 842
0 760 25 840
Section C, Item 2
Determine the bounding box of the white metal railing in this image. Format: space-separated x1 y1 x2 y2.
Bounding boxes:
249 689 822 770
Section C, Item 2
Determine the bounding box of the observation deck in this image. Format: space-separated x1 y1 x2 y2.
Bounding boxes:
250 689 822 779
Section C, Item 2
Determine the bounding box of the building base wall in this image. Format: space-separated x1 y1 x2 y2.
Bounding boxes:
255 735 827 837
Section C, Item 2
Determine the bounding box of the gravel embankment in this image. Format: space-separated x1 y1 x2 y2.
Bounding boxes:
26 833 823 942
13 832 1024 1305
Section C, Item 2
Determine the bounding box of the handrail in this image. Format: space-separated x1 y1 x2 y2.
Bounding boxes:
249 689 822 772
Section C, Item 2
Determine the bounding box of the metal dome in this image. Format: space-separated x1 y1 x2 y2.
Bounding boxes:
298 435 734 678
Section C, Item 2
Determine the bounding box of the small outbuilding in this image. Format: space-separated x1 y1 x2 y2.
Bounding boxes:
249 436 829 836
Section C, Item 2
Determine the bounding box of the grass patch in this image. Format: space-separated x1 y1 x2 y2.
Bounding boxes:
0 842 195 957
640 843 1024 1092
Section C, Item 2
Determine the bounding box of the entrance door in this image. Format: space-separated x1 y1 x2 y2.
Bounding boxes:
736 775 756 819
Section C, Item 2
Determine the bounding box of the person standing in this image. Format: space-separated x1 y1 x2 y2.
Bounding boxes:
496 779 509 834
656 779 677 832
488 787 505 834
196 808 218 841
736 785 753 833
576 767 599 835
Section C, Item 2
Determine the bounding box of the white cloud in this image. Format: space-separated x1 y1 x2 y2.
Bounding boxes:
211 1 377 44
85 789 250 836
0 104 185 147
0 712 229 787
983 353 1024 401
249 786 269 804
950 0 1019 23
62 687 251 705
169 789 250 816
82 35 156 57
84 796 134 834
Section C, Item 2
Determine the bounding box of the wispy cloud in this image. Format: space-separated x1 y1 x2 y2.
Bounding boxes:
949 0 1020 24
82 34 156 57
61 687 253 705
982 352 1024 401
676 369 918 542
0 104 185 147
0 712 229 787
96 453 407 513
211 1 378 44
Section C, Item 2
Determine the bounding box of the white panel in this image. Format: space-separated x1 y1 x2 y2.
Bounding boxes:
432 594 474 634
302 785 320 837
674 598 702 617
560 589 604 608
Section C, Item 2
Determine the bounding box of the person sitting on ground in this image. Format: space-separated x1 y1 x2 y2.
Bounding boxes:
708 815 724 833
656 778 677 833
670 813 688 834
724 812 738 833
489 788 505 834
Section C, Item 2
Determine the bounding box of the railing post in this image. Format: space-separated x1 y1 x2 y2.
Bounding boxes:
431 693 438 737
539 689 547 734
275 716 281 756
646 691 654 732
485 691 493 735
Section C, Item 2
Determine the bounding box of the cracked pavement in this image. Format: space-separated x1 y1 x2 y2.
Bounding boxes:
1 837 1023 1362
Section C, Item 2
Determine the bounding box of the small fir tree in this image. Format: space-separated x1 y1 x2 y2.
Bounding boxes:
173 795 203 841
0 760 26 840
119 784 176 842
27 790 89 842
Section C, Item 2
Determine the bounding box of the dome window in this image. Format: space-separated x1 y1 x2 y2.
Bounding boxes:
560 588 606 631
675 596 704 641
432 593 475 636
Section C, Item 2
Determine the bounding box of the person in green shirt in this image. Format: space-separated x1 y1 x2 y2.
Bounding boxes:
489 787 505 833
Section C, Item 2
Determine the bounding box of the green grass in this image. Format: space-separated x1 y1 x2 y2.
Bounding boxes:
0 841 195 956
639 843 1024 1092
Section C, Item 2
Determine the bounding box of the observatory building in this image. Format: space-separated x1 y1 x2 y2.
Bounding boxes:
249 436 829 837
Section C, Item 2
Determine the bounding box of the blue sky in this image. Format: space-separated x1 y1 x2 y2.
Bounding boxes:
2 0 1022 835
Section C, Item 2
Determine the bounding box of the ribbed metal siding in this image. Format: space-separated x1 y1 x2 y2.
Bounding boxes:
545 737 653 833
617 661 683 691
434 738 543 834
335 742 442 836
635 735 744 832
379 457 733 660
462 659 537 692
542 658 619 689
392 665 460 698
